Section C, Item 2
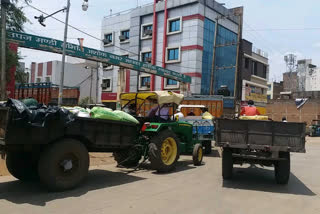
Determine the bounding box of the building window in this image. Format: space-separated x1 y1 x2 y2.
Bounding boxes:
166 47 181 63
263 65 267 78
245 58 249 69
45 77 51 83
101 78 112 91
36 78 41 83
164 78 179 89
141 51 152 63
103 33 113 46
139 75 151 90
119 30 130 43
141 23 153 39
252 61 257 75
167 17 182 35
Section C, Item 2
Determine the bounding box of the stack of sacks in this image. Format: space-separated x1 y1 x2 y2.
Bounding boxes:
90 107 139 124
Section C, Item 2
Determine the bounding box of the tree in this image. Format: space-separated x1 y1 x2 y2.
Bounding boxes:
0 0 30 97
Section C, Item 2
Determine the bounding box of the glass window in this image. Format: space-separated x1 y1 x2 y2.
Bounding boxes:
245 58 249 69
121 30 130 40
104 33 112 44
141 76 151 87
167 48 179 61
252 61 257 75
166 78 178 86
142 24 153 37
169 19 180 33
102 79 111 91
142 52 152 62
263 65 267 78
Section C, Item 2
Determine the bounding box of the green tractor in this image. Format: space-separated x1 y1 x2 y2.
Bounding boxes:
115 91 214 172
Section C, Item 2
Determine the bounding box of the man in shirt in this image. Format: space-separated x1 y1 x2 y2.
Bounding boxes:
240 100 260 116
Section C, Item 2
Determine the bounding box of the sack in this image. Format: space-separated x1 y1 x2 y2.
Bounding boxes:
113 110 139 124
90 107 120 121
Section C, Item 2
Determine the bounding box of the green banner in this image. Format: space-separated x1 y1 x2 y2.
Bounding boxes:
7 31 191 83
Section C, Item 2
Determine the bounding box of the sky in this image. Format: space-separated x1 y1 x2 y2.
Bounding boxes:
18 0 320 82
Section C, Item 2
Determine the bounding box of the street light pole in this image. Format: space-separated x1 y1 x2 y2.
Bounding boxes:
58 0 71 106
0 0 9 100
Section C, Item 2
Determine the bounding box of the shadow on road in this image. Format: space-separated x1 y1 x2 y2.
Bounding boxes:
0 169 145 206
205 149 221 158
223 166 316 196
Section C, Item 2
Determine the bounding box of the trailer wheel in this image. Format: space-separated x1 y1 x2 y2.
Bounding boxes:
6 151 39 181
203 141 212 154
192 144 203 166
38 139 89 191
222 148 233 180
113 148 142 168
274 152 290 185
148 130 180 173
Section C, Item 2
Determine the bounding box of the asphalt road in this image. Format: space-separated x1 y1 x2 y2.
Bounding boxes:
0 137 319 214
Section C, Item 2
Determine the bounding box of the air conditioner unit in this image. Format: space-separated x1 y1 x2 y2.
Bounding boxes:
103 38 112 45
101 83 109 88
144 29 152 36
119 35 127 41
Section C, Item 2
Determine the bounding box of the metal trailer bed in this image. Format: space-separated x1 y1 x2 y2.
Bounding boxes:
215 119 306 184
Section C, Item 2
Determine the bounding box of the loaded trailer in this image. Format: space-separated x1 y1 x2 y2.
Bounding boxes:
215 119 306 184
0 91 207 191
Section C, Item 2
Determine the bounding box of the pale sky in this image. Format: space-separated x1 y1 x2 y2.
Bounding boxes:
19 0 320 82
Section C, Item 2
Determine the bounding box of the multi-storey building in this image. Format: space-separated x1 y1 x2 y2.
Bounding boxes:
29 59 100 102
240 39 269 113
100 0 242 103
267 81 283 100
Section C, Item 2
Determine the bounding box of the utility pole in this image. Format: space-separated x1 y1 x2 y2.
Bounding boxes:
96 62 99 104
0 0 9 100
89 67 93 103
209 16 219 95
58 0 70 106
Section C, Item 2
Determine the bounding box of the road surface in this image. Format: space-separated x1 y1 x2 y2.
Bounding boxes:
0 137 319 214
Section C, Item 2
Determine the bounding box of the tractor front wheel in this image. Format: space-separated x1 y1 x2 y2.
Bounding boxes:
148 130 180 173
192 144 203 166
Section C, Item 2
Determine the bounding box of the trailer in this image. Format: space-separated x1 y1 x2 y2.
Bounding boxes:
14 82 80 106
215 119 306 184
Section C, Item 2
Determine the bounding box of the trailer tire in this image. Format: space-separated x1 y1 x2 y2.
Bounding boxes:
113 148 142 168
6 151 39 181
148 130 180 173
38 139 89 191
192 143 203 166
203 141 212 154
274 152 290 185
222 148 233 180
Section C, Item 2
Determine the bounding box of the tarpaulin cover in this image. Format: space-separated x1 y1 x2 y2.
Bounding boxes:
6 99 74 127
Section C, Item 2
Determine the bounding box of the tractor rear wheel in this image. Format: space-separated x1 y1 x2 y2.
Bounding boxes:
192 144 203 166
148 130 180 173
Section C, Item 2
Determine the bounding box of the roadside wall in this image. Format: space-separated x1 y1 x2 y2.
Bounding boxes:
266 99 320 125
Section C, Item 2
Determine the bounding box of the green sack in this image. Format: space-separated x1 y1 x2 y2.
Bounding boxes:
90 107 120 121
113 110 140 124
22 98 38 108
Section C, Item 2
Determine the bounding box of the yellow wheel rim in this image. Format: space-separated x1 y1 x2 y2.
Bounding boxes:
161 137 178 166
198 147 203 162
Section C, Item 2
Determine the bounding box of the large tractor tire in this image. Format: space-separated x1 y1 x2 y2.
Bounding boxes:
6 151 39 181
148 130 180 173
222 148 233 180
113 148 142 168
38 139 89 191
274 152 290 185
203 141 212 154
192 143 203 166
